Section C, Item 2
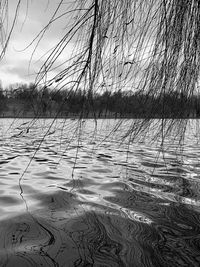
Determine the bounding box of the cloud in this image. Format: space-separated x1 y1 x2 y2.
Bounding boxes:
0 0 74 87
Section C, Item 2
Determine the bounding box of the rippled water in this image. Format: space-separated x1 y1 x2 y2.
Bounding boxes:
0 118 200 266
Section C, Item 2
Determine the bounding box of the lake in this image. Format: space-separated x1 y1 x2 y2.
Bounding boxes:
0 118 200 266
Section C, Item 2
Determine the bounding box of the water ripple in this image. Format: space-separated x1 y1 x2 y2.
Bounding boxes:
0 119 199 266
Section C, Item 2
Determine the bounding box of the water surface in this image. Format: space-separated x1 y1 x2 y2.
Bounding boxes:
0 119 200 266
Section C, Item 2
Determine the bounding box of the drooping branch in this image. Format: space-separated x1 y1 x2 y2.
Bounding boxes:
34 1 200 98
0 0 22 60
2 0 200 140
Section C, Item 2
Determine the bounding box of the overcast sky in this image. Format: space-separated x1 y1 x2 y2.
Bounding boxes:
0 0 73 88
0 1 156 92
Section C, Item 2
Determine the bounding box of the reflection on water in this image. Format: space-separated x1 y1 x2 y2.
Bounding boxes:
0 119 200 266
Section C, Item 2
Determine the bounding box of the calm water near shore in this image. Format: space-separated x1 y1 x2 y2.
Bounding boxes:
0 118 200 266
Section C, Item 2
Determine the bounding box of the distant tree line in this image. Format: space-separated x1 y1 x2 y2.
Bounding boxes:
0 83 199 118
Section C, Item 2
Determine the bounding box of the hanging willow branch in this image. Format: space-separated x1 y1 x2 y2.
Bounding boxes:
34 0 200 94
0 0 22 60
2 0 200 141
26 0 200 141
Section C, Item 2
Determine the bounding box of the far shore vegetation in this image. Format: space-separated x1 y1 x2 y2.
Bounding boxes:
0 82 199 119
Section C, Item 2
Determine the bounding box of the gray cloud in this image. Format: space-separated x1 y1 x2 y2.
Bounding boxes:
0 0 74 87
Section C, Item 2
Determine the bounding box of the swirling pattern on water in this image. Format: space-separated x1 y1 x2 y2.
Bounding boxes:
0 118 200 266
